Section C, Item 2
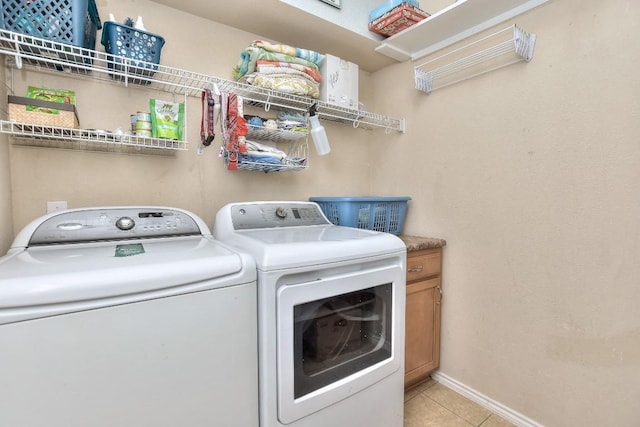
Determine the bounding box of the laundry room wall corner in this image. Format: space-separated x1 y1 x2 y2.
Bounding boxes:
0 62 14 254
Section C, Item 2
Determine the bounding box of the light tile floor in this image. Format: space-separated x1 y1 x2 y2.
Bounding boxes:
404 378 516 427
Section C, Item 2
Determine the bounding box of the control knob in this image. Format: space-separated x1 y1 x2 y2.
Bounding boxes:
115 216 135 231
275 207 288 219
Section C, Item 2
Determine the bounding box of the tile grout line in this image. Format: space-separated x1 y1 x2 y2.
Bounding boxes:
419 391 477 426
477 413 493 427
406 378 514 427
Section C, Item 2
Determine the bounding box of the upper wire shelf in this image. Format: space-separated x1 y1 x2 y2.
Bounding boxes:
414 25 536 94
0 29 404 133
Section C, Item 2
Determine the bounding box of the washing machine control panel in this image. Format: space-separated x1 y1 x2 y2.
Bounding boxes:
27 207 204 245
229 202 330 230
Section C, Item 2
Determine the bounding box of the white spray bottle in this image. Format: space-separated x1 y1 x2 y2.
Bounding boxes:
308 103 330 156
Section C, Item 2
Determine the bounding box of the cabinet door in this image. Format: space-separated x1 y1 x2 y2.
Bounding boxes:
405 277 441 388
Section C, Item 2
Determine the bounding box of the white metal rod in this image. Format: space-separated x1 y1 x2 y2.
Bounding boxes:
428 42 514 77
415 25 516 69
414 24 536 94
424 58 528 93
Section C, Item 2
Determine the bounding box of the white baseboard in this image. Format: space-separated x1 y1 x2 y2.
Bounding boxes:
430 371 543 427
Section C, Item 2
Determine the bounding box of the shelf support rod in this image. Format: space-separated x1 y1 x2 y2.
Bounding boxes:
10 33 22 69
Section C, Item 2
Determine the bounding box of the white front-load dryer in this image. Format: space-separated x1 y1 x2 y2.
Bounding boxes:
215 201 406 427
0 206 258 427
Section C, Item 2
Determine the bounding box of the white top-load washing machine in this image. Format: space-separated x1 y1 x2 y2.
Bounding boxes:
214 201 407 427
0 206 258 427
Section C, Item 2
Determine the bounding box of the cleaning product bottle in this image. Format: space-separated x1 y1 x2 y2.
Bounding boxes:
135 16 146 31
308 103 330 156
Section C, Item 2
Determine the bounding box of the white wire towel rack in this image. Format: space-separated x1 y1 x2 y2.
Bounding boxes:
414 25 536 94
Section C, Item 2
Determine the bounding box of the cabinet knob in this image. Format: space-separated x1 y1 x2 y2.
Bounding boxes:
436 286 442 304
408 265 423 273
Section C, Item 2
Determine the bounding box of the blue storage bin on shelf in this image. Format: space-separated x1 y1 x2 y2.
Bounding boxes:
369 0 420 22
0 0 101 65
310 196 411 235
101 21 165 81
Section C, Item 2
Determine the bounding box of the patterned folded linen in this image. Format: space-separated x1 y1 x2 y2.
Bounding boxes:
252 40 324 65
241 73 320 99
233 47 320 81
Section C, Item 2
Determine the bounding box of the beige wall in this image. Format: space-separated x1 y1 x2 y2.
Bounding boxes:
7 0 374 234
371 0 640 425
0 134 10 255
0 62 13 254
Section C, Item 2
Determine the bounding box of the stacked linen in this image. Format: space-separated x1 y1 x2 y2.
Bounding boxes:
277 110 308 133
241 140 287 165
233 40 324 99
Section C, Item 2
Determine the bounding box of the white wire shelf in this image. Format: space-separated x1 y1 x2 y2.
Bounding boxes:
0 29 404 133
224 139 309 173
414 25 536 94
1 120 186 155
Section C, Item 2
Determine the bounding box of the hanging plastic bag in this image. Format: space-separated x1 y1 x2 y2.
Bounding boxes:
150 99 184 140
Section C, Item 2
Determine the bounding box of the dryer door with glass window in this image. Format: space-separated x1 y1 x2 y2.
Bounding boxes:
276 265 404 424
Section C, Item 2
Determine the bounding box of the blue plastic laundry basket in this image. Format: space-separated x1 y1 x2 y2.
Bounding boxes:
310 196 411 235
0 0 101 64
101 21 165 79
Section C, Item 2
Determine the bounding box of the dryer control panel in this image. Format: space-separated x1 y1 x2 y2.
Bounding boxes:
22 207 206 246
226 202 330 230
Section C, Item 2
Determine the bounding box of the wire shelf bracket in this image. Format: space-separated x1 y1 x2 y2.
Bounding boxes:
414 25 536 94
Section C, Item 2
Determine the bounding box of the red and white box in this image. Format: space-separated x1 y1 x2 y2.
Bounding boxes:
368 4 430 37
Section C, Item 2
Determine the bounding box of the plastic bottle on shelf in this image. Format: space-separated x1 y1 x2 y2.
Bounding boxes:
308 103 330 156
135 16 146 31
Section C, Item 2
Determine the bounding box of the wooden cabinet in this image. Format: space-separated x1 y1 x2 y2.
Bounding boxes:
404 247 442 389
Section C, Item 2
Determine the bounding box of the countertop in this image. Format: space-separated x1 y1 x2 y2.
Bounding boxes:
399 235 447 252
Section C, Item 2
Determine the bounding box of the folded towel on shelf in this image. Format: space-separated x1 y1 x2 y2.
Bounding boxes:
278 120 309 133
252 40 324 65
245 140 288 160
233 47 320 81
255 65 319 85
240 153 283 165
278 110 307 124
256 60 322 83
278 110 307 128
232 40 324 101
240 73 320 99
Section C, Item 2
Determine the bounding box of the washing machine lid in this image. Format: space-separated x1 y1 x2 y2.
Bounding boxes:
0 207 255 324
214 201 406 270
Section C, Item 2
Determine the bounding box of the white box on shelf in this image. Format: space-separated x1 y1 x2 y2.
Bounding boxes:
320 54 359 109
